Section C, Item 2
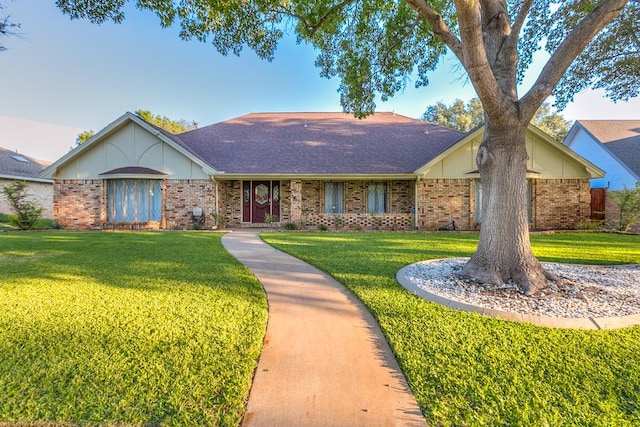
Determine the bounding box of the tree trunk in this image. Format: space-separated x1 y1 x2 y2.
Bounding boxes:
461 121 557 295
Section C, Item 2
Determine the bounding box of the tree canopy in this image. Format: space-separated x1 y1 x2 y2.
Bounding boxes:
75 130 95 145
56 1 639 117
0 1 20 52
76 110 197 144
134 110 198 134
423 97 571 140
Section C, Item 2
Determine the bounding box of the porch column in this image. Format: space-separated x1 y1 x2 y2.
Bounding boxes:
290 179 302 222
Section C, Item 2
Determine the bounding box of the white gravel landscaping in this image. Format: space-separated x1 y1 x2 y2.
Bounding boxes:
405 258 640 318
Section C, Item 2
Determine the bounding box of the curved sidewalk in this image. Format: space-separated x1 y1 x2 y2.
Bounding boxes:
222 229 425 427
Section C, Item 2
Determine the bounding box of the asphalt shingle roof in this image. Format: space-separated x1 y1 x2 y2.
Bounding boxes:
0 146 51 180
176 112 464 175
578 120 640 177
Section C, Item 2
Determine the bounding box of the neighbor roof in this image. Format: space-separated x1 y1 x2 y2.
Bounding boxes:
0 146 52 182
175 112 464 175
578 120 640 176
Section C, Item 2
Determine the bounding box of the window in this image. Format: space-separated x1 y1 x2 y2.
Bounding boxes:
107 180 162 223
368 182 387 213
324 182 344 213
475 180 531 222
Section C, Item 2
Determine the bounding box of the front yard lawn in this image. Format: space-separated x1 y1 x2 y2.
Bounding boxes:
0 232 267 426
262 231 640 426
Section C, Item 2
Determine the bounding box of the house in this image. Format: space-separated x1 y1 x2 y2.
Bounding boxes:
563 120 640 191
41 112 603 231
0 146 53 218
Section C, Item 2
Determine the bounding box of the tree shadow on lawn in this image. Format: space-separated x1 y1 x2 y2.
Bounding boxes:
0 231 263 299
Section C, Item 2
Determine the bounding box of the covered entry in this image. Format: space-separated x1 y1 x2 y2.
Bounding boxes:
242 181 281 223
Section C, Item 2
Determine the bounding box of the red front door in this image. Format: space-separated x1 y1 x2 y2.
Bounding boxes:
243 181 281 223
252 181 271 223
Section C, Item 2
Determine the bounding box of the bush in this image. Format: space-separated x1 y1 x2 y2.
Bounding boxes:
284 222 298 230
317 224 328 231
608 183 640 232
0 212 10 223
1 181 44 230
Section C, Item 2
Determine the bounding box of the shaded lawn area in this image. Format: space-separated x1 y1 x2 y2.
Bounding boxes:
261 231 640 426
0 232 267 427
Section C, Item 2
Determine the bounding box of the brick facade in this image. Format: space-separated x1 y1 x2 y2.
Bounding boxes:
531 179 591 230
53 180 104 230
164 180 216 230
416 179 473 231
53 177 592 231
415 178 591 231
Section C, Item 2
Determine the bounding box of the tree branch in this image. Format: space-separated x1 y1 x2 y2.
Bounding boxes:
510 0 534 38
404 0 464 63
452 0 510 121
379 19 419 68
520 0 629 120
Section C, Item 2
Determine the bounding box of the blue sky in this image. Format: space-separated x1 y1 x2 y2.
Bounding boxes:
1 2 638 161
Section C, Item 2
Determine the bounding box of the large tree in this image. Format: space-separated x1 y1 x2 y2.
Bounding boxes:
423 97 571 140
56 0 639 294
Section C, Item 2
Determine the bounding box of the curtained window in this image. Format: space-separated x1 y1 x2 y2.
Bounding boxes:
367 182 387 213
107 180 162 223
324 182 344 213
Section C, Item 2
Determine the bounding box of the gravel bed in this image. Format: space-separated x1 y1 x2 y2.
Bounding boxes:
406 258 640 318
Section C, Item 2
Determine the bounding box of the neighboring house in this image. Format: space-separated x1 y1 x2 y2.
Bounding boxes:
0 146 53 218
41 112 603 231
563 120 640 191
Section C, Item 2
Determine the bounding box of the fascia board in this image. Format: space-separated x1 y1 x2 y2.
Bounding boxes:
212 173 417 180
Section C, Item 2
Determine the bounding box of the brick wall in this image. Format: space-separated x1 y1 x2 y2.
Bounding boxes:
164 180 216 230
53 180 104 229
0 179 53 219
53 179 217 230
532 179 591 230
416 179 473 230
294 180 415 230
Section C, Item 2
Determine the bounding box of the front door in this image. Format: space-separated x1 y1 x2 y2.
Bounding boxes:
252 181 271 223
243 181 281 224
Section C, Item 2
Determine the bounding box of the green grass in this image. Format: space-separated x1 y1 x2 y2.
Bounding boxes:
0 232 267 426
261 231 640 426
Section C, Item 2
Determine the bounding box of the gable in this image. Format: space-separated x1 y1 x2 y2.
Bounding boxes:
416 126 603 180
42 113 214 180
564 122 640 190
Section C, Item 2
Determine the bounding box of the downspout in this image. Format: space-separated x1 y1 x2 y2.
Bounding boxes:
414 178 419 229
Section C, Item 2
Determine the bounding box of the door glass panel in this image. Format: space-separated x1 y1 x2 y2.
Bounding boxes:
255 184 269 205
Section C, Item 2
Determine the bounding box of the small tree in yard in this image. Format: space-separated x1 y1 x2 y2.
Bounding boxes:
57 0 639 295
608 184 640 232
1 181 44 230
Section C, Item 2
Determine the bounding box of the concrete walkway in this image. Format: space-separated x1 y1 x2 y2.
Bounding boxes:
222 229 425 427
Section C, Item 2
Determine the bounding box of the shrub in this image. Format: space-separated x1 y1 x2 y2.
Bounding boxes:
1 181 44 230
608 184 640 232
317 224 328 231
284 222 298 230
